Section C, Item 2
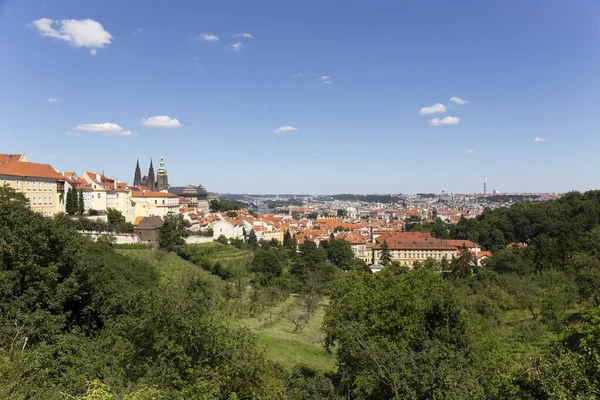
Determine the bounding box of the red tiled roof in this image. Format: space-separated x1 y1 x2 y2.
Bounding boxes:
0 154 24 164
0 159 64 180
374 232 456 250
446 239 481 249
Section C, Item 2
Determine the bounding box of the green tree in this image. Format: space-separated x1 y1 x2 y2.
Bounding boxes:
106 208 125 229
65 187 77 215
327 238 355 270
77 189 84 215
251 248 287 285
379 239 392 266
324 268 478 399
158 213 186 251
248 229 258 246
283 230 294 250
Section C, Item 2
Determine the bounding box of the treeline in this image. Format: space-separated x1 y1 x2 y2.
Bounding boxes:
209 199 249 212
483 194 541 203
53 207 134 233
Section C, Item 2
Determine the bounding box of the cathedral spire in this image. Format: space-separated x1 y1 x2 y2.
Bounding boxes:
148 159 156 189
133 158 142 187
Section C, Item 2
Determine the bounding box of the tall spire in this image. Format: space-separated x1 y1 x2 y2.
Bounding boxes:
148 159 156 189
133 158 142 187
156 155 169 191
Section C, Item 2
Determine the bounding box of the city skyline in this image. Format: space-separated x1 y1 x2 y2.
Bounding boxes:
1 0 599 194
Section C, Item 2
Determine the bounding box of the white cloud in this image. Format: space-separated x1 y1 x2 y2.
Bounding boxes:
318 75 333 85
465 149 475 154
198 33 219 42
273 126 298 133
234 33 253 39
48 97 62 103
533 137 546 142
32 18 112 55
450 96 469 105
74 122 134 136
231 42 243 51
418 103 446 115
142 115 183 129
429 116 460 126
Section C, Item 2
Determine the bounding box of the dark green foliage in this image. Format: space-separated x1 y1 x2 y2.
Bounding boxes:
65 187 77 215
379 239 392 266
77 189 84 215
248 229 258 245
408 217 450 238
251 248 286 285
216 235 228 245
209 199 245 212
327 239 355 270
159 212 186 251
324 268 480 399
105 207 133 233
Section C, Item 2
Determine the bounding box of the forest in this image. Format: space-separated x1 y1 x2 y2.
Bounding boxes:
2 186 600 399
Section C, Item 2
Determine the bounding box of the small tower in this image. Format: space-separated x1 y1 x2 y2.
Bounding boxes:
147 159 156 189
156 156 169 191
133 158 142 187
484 177 488 195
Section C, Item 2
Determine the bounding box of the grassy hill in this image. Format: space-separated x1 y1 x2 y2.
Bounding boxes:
116 248 223 286
240 296 337 372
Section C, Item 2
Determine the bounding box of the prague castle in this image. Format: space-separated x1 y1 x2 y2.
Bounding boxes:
133 157 169 191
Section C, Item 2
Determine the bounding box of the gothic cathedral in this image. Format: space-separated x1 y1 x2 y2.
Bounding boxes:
133 157 169 191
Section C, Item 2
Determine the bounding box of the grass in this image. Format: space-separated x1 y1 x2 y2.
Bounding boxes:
117 248 224 286
118 247 336 372
240 297 337 372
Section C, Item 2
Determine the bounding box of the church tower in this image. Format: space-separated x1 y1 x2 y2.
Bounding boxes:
156 156 169 191
147 159 156 189
133 158 142 187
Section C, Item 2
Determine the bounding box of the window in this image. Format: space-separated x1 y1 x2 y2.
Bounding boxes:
33 197 36 204
38 197 41 204
155 200 157 204
44 182 47 190
49 196 52 204
43 197 47 204
98 193 101 199
162 200 165 204
27 182 31 190
16 181 20 190
2 180 6 187
49 183 53 191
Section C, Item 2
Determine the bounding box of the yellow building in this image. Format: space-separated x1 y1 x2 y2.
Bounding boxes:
370 232 457 267
0 154 65 216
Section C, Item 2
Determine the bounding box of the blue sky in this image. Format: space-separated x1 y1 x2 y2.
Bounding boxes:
1 0 599 194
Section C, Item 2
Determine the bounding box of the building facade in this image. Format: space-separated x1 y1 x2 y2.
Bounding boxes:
0 154 65 216
370 232 457 267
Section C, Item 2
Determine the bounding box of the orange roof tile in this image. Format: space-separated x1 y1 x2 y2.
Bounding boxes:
0 160 64 180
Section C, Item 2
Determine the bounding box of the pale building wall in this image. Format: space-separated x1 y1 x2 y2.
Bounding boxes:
1 175 63 216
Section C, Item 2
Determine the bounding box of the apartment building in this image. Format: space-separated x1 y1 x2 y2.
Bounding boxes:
131 190 179 218
370 232 457 267
0 154 65 216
